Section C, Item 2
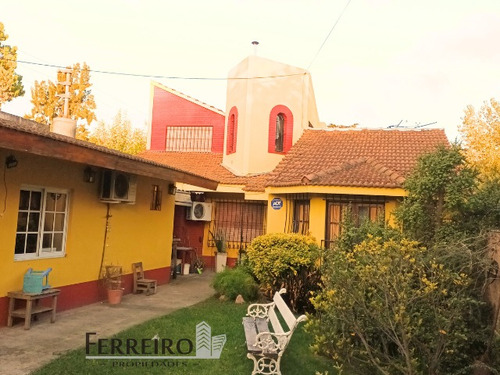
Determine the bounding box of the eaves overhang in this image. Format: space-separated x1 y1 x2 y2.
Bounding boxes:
265 185 408 197
0 113 218 190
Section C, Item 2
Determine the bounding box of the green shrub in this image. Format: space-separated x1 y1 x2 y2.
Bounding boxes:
308 233 490 375
212 267 258 301
246 232 321 313
307 145 498 374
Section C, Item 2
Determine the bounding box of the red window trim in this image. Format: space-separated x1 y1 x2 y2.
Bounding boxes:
268 105 293 154
226 106 238 155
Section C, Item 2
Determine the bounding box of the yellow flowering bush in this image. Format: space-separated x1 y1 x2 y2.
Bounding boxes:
246 232 321 313
307 234 490 375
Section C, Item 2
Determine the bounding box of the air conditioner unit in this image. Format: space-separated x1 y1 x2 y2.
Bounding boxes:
99 170 137 204
187 202 212 221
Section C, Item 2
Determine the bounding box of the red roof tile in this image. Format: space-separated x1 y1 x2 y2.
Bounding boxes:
141 128 448 192
139 151 267 190
267 128 449 189
301 157 405 188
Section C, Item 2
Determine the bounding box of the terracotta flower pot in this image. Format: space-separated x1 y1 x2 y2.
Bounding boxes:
107 288 123 305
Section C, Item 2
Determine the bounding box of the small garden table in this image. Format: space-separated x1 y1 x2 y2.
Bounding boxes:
7 288 61 330
176 246 196 274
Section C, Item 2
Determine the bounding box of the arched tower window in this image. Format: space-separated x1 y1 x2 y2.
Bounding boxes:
268 105 293 154
226 106 238 155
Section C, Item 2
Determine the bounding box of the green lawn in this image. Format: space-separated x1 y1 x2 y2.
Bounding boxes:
32 297 335 375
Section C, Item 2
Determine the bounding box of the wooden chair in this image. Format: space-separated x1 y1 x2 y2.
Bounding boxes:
132 262 157 295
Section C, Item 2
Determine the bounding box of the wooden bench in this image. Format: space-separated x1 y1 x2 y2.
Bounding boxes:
243 289 307 375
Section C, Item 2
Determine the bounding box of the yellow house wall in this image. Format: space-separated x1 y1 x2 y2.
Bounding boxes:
266 195 325 244
266 195 290 234
309 196 326 244
202 223 211 257
0 150 175 298
384 199 400 227
201 223 239 260
266 192 403 246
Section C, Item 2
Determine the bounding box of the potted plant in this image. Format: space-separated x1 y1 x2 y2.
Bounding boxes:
104 265 123 305
210 230 227 273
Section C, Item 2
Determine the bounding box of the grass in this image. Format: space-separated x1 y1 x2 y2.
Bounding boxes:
31 297 335 375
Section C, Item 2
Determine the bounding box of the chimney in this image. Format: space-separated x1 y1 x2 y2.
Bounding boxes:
251 41 259 56
52 68 77 138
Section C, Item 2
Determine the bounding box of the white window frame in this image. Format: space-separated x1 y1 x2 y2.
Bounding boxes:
14 185 70 261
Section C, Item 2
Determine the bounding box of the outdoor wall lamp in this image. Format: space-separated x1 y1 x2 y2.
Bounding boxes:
84 166 97 183
168 183 177 195
5 155 18 169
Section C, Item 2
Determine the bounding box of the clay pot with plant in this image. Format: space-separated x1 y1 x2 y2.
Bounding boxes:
104 265 123 305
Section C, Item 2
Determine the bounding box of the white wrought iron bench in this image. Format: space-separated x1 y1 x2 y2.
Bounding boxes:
242 289 307 375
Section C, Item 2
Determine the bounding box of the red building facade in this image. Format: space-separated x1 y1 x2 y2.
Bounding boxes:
150 84 226 153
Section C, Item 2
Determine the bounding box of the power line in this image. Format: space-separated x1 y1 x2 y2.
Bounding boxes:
307 0 352 70
4 57 306 81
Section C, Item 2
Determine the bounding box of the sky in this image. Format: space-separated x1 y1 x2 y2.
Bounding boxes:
2 0 500 141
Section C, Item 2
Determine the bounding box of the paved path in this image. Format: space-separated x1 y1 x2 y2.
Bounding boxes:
0 272 215 375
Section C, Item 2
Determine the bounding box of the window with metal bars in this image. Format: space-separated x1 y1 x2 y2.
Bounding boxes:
282 194 310 234
209 200 267 250
324 195 385 249
293 200 310 234
150 185 162 211
165 126 213 152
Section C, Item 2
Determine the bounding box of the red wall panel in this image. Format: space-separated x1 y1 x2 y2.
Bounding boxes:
0 267 171 327
151 86 226 153
173 205 204 258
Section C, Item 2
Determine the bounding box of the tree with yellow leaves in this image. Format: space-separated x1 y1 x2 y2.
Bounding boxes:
460 98 500 178
0 22 24 108
25 62 96 140
88 110 146 155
